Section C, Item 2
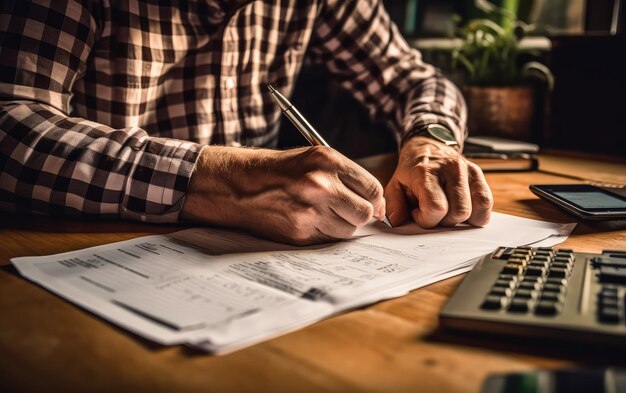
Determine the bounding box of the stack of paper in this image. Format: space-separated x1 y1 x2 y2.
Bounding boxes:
11 212 575 354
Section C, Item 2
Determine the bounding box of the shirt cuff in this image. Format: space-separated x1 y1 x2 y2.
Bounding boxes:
120 137 205 223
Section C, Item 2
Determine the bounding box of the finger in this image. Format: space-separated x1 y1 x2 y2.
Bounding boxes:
384 178 409 226
467 163 494 227
304 146 386 218
329 181 375 227
315 209 358 240
411 169 449 228
440 161 472 227
335 160 386 220
274 204 356 245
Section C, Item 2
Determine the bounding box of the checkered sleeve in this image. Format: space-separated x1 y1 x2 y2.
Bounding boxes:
0 0 204 222
309 0 468 149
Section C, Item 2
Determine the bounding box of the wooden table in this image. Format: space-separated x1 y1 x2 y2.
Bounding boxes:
2 153 626 393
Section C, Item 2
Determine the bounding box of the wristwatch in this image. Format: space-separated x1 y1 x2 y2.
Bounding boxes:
423 124 459 147
402 124 460 148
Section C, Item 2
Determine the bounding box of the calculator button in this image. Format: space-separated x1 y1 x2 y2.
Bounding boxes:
600 297 619 308
546 277 567 286
529 261 549 270
521 276 543 284
531 255 551 263
525 266 546 277
489 287 513 297
548 267 569 278
551 262 572 272
493 279 516 289
598 266 626 284
508 298 530 313
508 258 528 267
502 264 523 275
598 307 621 323
535 300 562 316
602 286 619 294
481 295 505 310
554 256 573 264
543 283 566 294
540 292 565 303
514 289 538 299
498 274 519 284
518 281 541 291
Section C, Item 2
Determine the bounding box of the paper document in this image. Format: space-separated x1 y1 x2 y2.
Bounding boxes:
11 212 576 354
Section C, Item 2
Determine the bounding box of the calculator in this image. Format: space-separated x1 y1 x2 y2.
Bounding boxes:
439 246 626 346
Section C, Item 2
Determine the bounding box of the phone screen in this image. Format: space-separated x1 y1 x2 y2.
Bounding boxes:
553 190 626 209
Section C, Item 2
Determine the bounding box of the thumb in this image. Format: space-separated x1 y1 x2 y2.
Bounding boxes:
384 179 409 226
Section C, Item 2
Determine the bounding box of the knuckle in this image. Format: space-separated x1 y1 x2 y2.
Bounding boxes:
421 177 441 193
415 162 434 175
288 209 315 242
428 199 448 215
467 161 482 173
450 206 472 222
289 234 314 246
364 179 384 201
337 224 358 238
307 145 336 164
447 158 467 175
354 204 374 226
473 190 494 209
302 172 333 195
413 165 437 183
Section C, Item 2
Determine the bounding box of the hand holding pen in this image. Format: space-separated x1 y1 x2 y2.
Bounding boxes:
268 84 392 228
181 86 391 246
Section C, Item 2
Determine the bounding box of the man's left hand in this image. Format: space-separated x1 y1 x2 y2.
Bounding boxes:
384 136 493 228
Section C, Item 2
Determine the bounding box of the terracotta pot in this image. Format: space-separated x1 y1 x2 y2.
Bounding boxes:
464 86 534 141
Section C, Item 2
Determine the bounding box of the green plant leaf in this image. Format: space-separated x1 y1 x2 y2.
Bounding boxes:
444 4 552 87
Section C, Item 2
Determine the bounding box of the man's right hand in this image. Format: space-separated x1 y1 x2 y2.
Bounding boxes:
181 145 386 245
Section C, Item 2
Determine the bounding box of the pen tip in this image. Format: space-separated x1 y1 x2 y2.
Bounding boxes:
267 84 276 93
382 216 393 228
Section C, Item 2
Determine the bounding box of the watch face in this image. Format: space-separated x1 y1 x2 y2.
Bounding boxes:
427 124 458 145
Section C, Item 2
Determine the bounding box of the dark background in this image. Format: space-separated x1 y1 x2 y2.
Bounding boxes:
278 0 626 159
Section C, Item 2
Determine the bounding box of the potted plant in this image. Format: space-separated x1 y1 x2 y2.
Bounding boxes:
451 0 553 141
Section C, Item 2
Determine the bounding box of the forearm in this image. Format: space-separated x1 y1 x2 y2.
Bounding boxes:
0 101 203 222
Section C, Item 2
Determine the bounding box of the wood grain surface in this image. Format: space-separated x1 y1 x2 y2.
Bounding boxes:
1 153 626 393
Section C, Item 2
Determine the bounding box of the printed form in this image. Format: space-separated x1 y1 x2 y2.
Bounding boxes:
11 212 575 354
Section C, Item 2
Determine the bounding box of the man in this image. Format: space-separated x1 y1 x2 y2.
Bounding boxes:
0 0 493 245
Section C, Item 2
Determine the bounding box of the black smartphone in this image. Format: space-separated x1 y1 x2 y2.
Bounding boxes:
529 184 626 220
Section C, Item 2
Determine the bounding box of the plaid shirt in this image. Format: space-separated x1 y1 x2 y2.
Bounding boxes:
0 0 466 223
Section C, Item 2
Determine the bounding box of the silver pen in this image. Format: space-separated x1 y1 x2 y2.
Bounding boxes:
268 84 392 228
